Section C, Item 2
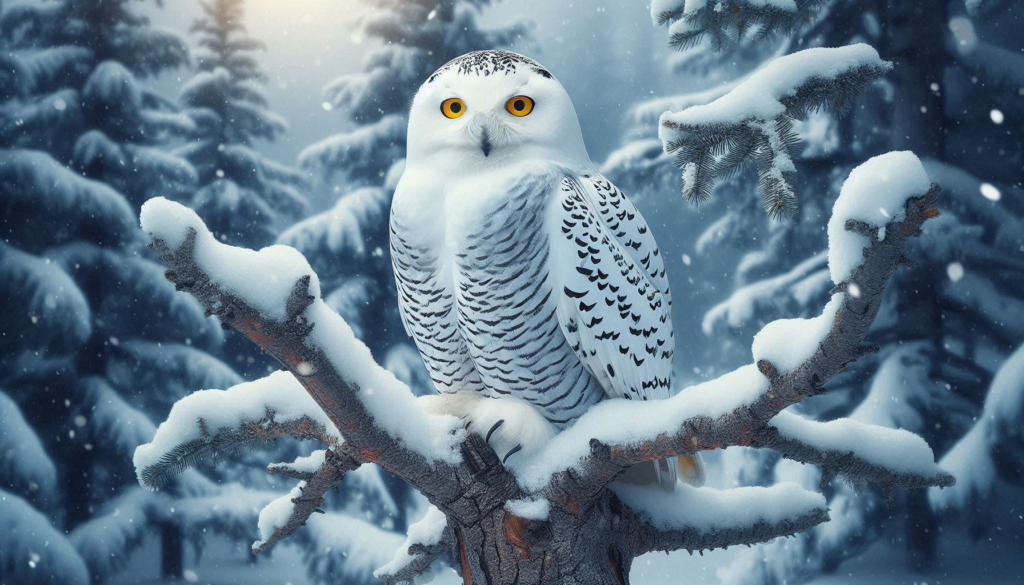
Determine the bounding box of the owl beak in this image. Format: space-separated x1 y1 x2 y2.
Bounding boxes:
480 129 492 157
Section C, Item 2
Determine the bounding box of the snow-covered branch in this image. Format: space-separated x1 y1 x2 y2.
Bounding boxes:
374 506 452 585
134 371 340 488
135 152 954 581
253 446 362 554
616 482 828 555
523 153 953 513
135 198 500 513
658 45 892 217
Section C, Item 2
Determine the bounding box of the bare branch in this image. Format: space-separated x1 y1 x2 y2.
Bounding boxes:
253 446 362 554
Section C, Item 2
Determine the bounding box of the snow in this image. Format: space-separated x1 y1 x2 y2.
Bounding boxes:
0 391 58 504
133 370 340 478
254 482 304 551
751 293 842 373
298 114 406 173
1 489 90 585
505 497 551 520
703 252 828 334
83 61 142 111
277 187 389 257
301 511 405 583
612 481 825 533
827 151 931 285
1 243 91 350
770 410 945 479
374 505 448 580
70 488 163 581
0 150 139 246
659 44 889 130
140 197 322 321
930 344 1024 512
275 449 326 475
979 182 1001 201
84 377 157 457
139 198 466 465
516 365 769 492
650 0 684 23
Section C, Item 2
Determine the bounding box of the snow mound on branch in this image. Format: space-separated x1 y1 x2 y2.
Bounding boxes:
516 365 768 491
827 151 930 284
612 481 825 533
139 197 466 465
751 293 842 374
375 505 448 580
133 370 339 477
254 481 305 551
770 411 945 478
140 197 322 320
659 44 886 129
506 497 551 520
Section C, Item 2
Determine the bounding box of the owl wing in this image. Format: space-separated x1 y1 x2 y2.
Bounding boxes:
552 175 674 404
579 174 672 309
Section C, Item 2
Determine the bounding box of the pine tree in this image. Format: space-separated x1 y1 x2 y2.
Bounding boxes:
179 0 310 248
0 1 246 581
623 0 1024 581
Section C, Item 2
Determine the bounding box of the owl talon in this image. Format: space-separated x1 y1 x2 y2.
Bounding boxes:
485 419 505 445
502 444 523 464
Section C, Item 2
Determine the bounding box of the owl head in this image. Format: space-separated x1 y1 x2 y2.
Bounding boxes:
406 50 590 170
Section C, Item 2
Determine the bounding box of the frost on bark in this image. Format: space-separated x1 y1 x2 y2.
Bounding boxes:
132 169 952 583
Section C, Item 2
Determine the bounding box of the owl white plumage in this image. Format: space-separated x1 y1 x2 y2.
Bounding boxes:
390 50 703 489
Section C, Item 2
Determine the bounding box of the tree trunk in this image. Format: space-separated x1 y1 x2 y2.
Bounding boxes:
881 1 948 571
451 491 635 585
882 0 947 159
160 522 184 580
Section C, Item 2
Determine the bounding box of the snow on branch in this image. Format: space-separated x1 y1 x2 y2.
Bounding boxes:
374 506 452 585
765 412 952 499
136 197 466 492
133 371 340 488
521 153 952 518
615 482 828 555
658 44 892 218
253 446 361 554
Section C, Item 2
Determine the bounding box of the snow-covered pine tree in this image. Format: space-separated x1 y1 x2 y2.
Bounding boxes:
178 0 310 249
635 1 1024 581
0 1 249 581
283 1 533 542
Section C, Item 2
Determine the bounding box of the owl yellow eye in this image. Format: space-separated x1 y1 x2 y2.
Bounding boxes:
505 95 535 117
441 97 466 119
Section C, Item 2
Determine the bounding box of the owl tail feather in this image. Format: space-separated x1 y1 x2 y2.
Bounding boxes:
616 453 706 492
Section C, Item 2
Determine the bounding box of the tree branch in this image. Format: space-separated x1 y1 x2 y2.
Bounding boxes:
615 482 829 556
253 446 362 554
139 199 525 526
374 506 453 585
135 378 338 489
528 183 952 511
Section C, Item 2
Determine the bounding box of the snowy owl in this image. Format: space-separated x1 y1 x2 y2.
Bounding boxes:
391 50 703 489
